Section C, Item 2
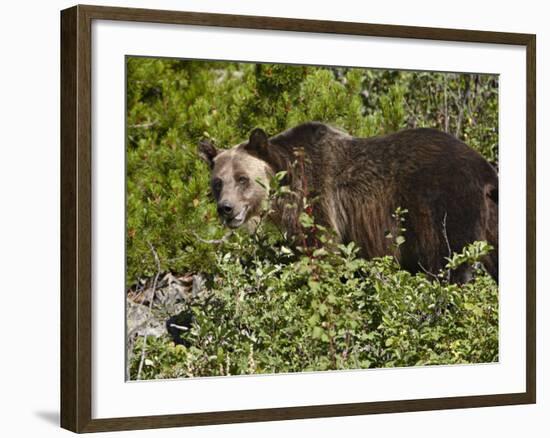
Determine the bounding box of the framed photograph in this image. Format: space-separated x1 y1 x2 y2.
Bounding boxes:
60 4 536 433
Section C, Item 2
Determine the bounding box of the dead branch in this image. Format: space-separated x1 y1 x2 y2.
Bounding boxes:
129 120 158 129
168 323 189 331
126 279 146 379
418 261 440 282
136 242 162 380
442 212 452 259
442 212 452 282
455 77 471 138
443 75 449 133
192 230 233 245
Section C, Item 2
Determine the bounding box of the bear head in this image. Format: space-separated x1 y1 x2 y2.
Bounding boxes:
198 128 274 229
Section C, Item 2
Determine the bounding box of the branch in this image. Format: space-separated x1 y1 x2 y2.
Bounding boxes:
192 230 233 245
168 323 189 331
442 212 452 259
136 242 162 380
441 212 452 283
126 279 146 379
443 75 449 133
455 77 471 138
129 120 158 129
418 261 440 282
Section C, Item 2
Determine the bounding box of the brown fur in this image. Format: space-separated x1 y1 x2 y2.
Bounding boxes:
199 122 498 283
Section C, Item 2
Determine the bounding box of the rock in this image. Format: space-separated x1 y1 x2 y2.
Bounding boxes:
126 300 165 338
192 274 205 298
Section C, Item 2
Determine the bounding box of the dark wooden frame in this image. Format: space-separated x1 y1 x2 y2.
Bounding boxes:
61 4 536 433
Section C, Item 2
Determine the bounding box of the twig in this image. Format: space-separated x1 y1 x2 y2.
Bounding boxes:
129 120 158 129
168 323 189 331
136 242 162 380
128 278 146 303
442 212 452 259
443 75 449 133
441 212 452 282
126 279 147 379
192 231 233 244
418 261 440 282
403 99 421 128
455 77 471 138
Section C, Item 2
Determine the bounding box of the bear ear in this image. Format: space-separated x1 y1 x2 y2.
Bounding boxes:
198 139 218 168
245 128 269 156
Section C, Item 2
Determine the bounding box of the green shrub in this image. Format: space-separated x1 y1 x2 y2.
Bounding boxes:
129 226 498 379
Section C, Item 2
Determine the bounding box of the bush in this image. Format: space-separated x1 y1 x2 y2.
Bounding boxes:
126 58 499 379
130 220 498 379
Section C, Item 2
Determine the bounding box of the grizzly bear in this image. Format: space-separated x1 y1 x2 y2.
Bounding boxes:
198 122 498 283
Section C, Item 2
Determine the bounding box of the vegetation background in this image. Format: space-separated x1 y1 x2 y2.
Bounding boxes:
126 57 499 380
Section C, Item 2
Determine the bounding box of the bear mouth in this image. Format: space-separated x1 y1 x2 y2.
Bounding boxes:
225 205 249 228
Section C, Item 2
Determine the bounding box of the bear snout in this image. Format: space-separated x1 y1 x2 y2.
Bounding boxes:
217 200 234 217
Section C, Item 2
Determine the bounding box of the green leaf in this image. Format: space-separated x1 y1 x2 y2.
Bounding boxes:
312 326 323 339
395 235 406 246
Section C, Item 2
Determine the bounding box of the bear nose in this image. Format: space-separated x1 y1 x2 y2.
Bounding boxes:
218 201 234 217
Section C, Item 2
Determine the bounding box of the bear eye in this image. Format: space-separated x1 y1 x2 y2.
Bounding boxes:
212 178 222 192
237 175 249 185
